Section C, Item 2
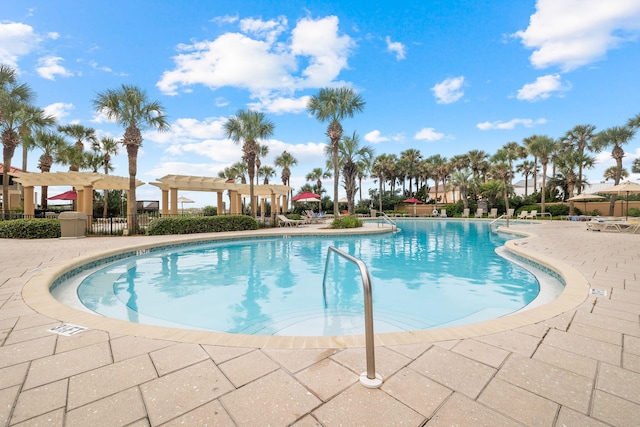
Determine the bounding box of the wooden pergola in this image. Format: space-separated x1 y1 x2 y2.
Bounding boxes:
149 174 291 219
10 171 142 218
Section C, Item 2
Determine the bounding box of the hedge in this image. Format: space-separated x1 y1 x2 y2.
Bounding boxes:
329 216 363 229
0 219 61 239
146 215 259 235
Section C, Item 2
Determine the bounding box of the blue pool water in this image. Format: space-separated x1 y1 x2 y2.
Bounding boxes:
64 220 550 336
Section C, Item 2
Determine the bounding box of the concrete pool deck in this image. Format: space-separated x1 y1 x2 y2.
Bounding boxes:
1 220 639 426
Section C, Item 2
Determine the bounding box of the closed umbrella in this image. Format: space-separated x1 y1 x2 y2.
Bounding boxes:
177 196 194 213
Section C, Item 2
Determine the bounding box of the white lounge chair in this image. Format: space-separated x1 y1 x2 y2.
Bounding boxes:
277 214 305 227
462 208 470 218
488 208 498 218
473 208 484 218
506 208 515 218
439 209 447 218
517 210 528 219
526 210 538 219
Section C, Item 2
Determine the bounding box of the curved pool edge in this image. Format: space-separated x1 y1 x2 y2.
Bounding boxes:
22 222 590 349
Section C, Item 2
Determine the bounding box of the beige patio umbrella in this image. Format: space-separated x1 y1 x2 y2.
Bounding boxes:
567 193 604 215
598 181 640 219
177 196 195 213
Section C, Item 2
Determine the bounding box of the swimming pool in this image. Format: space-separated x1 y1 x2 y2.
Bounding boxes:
54 220 562 336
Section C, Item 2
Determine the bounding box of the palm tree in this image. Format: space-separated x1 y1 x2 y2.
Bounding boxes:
425 155 446 204
93 84 169 233
58 124 97 171
1 65 55 217
224 109 274 217
372 154 394 212
29 130 66 208
627 112 640 129
329 132 373 215
400 148 422 196
593 126 636 215
356 155 372 202
604 166 628 182
632 158 640 174
523 135 539 193
274 150 297 210
255 143 270 186
561 124 596 194
92 136 119 217
556 150 594 215
466 149 489 181
515 160 537 197
449 170 472 209
258 165 275 184
307 87 365 216
527 135 558 214
305 167 331 194
488 161 513 221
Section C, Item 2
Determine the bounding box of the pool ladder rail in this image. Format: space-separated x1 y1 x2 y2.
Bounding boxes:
377 212 399 233
322 246 383 388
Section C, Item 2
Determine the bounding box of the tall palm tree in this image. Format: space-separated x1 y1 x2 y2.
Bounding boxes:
58 124 97 171
466 149 489 182
274 150 297 209
356 155 372 202
92 136 119 217
425 154 446 204
515 160 537 197
30 130 66 208
603 166 627 182
255 143 270 186
449 170 472 209
593 126 636 215
400 148 422 196
372 154 394 211
307 87 365 216
488 161 513 221
497 141 526 186
1 65 55 217
527 135 557 214
627 112 640 129
523 135 539 193
561 124 596 194
329 132 373 215
93 84 169 233
224 109 274 217
556 150 594 215
632 158 640 174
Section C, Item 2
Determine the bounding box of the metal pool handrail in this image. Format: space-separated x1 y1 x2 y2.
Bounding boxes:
378 212 397 232
322 246 383 388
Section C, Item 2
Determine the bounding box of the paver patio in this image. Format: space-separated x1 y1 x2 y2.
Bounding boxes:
0 220 638 426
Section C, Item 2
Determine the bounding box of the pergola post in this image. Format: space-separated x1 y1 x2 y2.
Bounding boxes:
83 185 93 217
77 189 84 213
170 187 178 216
270 193 276 224
24 186 35 217
228 190 237 214
161 189 169 216
216 192 223 215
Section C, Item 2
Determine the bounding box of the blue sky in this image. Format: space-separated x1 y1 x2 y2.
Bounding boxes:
3 0 640 206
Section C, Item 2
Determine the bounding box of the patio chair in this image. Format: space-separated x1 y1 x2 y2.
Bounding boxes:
462 208 470 218
440 209 447 218
517 210 528 219
488 208 498 218
506 208 515 218
277 214 305 227
526 210 538 219
473 208 484 218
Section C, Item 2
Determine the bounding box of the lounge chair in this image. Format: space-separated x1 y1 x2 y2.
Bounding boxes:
526 210 538 219
473 208 484 218
462 208 470 218
440 209 447 218
587 219 640 233
488 208 498 218
506 208 515 218
277 214 305 227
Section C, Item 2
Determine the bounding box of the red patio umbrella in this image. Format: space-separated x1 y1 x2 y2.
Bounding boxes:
402 197 422 216
48 190 77 200
292 191 321 202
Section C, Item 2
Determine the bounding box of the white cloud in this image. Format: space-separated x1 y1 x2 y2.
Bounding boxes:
247 95 310 114
516 74 571 101
36 56 73 80
364 130 389 143
157 15 354 106
385 36 406 60
514 0 640 71
43 102 73 120
146 116 228 145
476 118 547 130
0 21 40 67
414 127 445 141
47 32 60 40
431 76 465 104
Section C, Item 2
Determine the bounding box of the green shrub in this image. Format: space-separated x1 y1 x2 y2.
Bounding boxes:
545 204 570 217
202 205 217 216
329 216 363 229
0 219 61 239
146 215 259 235
628 208 640 217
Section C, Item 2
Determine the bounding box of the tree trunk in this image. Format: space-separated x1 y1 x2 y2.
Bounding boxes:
2 130 19 218
127 143 138 234
541 163 547 214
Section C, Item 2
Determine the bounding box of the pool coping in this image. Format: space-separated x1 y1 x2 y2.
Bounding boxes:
22 221 590 349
